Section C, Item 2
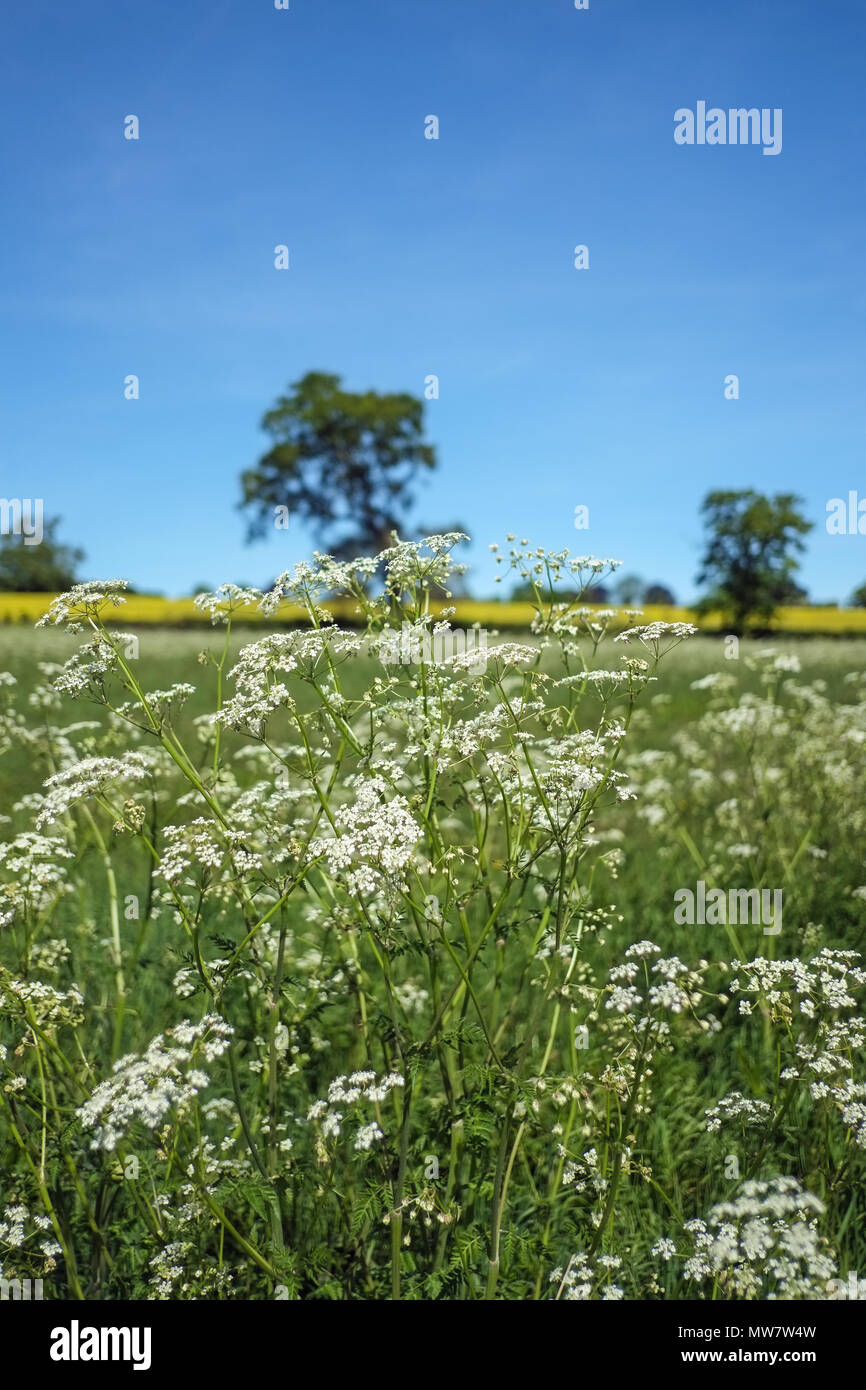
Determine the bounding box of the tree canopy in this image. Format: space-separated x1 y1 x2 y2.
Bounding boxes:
696 489 812 631
0 516 84 592
240 372 437 557
643 583 677 606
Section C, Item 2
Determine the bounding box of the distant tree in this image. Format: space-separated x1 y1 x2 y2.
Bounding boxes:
0 516 83 592
510 580 610 604
851 583 866 608
240 371 437 557
696 490 812 632
643 583 677 605
611 573 644 605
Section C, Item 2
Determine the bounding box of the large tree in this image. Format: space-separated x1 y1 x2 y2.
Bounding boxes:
696 489 813 631
240 372 437 557
0 515 84 592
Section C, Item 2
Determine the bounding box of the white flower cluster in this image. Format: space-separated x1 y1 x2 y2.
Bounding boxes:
36 580 129 631
53 635 127 699
605 941 707 1018
708 950 866 1150
492 540 621 595
307 1069 404 1148
147 1240 193 1298
193 584 265 624
614 621 698 646
0 1203 60 1274
379 533 469 596
213 629 362 734
0 973 85 1030
705 1091 771 1134
268 549 384 611
76 1016 233 1152
0 833 73 925
116 684 197 720
212 634 301 732
434 698 543 763
446 641 536 674
731 949 866 1020
747 648 802 675
157 818 263 886
465 724 629 839
690 671 737 692
549 1250 624 1300
555 669 630 689
309 773 420 897
682 1178 837 1299
36 752 151 829
561 1146 607 1196
146 1241 233 1299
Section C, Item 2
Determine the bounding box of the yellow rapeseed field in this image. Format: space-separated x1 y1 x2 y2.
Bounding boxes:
0 592 865 634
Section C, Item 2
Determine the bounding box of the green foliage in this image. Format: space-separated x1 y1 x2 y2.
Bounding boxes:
240 371 437 557
643 582 676 605
696 488 812 632
0 542 864 1301
0 515 83 593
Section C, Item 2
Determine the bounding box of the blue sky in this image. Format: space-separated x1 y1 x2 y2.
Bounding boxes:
2 0 865 601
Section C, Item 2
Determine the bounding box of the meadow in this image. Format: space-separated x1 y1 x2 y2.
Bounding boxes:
1 537 864 1301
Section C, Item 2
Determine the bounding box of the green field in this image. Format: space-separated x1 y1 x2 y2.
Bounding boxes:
1 607 865 1300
